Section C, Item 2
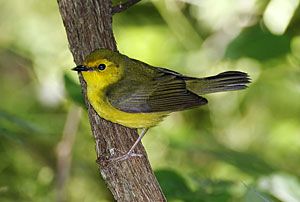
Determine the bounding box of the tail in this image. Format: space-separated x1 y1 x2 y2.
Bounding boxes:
186 71 250 95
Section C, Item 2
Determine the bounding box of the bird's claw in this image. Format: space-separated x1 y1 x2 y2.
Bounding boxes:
107 150 143 163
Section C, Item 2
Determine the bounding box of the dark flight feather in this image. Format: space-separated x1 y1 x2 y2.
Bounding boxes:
186 71 250 95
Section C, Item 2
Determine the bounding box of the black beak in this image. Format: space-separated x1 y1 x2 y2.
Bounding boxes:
72 65 89 72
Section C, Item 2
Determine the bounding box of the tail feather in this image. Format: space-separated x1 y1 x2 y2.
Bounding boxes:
187 71 250 95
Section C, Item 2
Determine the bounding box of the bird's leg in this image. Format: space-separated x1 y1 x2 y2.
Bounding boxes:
108 128 149 162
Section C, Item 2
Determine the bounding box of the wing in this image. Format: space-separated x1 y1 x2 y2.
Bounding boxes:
106 68 208 113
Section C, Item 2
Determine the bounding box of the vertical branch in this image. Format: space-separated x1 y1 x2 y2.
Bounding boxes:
56 0 166 201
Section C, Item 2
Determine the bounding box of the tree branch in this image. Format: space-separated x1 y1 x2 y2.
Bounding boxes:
56 0 166 201
112 0 141 14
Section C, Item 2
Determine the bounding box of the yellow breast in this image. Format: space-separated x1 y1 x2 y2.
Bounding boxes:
87 86 168 129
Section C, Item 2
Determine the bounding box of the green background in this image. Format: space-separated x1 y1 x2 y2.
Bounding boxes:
1 0 300 201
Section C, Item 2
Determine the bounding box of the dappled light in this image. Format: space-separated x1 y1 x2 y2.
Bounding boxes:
1 0 300 201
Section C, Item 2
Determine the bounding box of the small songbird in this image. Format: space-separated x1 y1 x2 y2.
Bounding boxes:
72 49 250 161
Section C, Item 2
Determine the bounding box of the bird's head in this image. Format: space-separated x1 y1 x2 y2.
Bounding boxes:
72 49 124 89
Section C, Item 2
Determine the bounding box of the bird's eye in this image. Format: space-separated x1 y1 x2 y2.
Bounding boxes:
98 64 106 71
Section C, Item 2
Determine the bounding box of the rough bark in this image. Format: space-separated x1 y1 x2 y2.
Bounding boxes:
57 0 166 201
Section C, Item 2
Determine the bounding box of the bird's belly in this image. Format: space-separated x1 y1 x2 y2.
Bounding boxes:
87 89 167 128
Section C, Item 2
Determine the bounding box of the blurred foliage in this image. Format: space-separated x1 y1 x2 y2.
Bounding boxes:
1 0 300 201
225 24 291 61
64 74 85 107
155 169 193 201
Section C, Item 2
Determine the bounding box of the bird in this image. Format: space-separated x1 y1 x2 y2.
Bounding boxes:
72 48 250 162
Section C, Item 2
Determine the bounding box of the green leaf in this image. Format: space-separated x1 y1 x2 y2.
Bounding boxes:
193 179 233 202
206 149 275 176
0 110 44 134
155 170 235 202
225 24 291 61
155 169 193 201
0 111 56 165
243 185 274 202
64 73 85 106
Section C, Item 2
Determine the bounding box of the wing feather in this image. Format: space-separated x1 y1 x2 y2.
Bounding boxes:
107 67 207 113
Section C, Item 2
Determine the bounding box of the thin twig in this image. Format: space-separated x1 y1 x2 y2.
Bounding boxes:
56 105 82 202
112 0 141 14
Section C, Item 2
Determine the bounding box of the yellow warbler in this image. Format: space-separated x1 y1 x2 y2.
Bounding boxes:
72 49 250 161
